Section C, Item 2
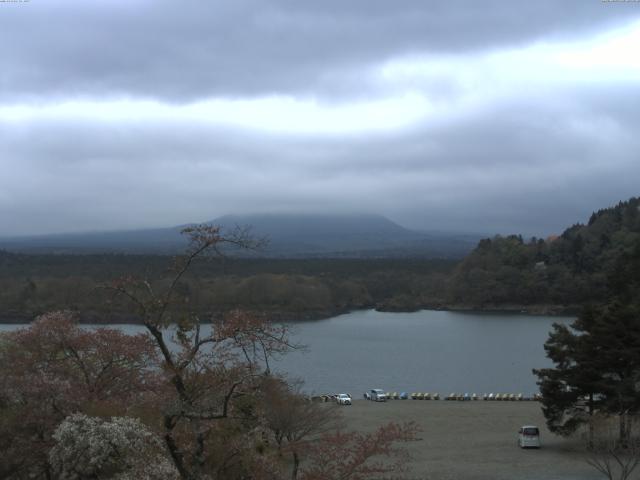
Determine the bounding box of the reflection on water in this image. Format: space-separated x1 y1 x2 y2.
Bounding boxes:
0 309 572 395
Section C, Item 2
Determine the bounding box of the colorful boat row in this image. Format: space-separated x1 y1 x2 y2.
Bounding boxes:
311 392 543 402
412 392 542 401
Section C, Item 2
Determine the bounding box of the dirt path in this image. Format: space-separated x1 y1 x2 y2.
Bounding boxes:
339 400 600 480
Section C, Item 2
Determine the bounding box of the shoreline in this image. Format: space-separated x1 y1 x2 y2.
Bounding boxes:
0 303 578 325
376 303 580 316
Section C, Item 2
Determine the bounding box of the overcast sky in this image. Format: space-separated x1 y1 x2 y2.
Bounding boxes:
1 1 639 237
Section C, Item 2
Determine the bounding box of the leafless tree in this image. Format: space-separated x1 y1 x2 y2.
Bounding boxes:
108 224 296 480
585 415 640 480
260 378 340 480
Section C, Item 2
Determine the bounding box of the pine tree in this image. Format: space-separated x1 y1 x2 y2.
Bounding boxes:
534 239 640 443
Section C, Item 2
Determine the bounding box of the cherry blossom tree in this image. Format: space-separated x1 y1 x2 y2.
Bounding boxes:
300 422 421 480
49 413 179 480
108 224 296 479
260 377 340 479
0 311 160 479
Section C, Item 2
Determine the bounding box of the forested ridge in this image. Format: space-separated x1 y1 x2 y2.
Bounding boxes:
0 254 453 322
448 196 640 311
1 196 639 322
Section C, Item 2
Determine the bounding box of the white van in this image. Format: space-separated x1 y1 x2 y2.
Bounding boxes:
518 425 541 448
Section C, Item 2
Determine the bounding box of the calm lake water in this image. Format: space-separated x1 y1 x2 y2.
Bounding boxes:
0 309 571 396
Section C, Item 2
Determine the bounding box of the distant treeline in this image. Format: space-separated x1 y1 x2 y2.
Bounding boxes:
3 196 639 322
0 254 454 322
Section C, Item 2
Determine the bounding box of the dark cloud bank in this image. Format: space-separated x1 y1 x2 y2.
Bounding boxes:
0 1 639 237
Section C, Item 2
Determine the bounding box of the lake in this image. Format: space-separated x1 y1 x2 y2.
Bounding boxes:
0 309 571 396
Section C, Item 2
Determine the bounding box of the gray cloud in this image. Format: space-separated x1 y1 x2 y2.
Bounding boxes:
1 1 639 237
2 81 638 237
0 1 638 101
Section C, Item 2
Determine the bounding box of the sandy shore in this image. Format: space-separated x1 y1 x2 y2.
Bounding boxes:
339 399 599 480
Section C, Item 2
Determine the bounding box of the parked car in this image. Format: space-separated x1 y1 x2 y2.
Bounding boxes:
370 389 387 402
518 425 541 448
336 393 352 405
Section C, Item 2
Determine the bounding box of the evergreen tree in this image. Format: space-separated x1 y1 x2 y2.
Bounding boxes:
534 238 640 443
534 310 601 441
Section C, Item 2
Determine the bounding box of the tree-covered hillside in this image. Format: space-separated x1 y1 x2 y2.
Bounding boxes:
0 254 454 323
447 197 640 310
2 197 639 322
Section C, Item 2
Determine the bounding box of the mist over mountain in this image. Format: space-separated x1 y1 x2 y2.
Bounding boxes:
0 213 480 259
